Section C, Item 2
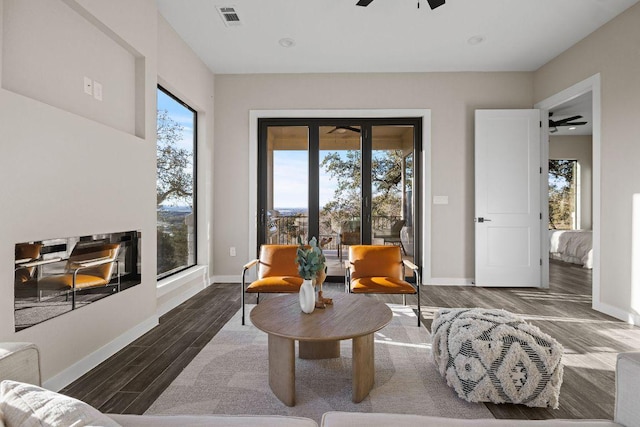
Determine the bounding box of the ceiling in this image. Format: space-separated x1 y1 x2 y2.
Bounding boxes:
156 0 638 74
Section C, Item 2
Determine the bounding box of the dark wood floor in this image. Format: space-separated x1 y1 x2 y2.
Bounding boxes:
62 261 640 420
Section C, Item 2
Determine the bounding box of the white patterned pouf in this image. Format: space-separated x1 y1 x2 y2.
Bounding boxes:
431 308 564 408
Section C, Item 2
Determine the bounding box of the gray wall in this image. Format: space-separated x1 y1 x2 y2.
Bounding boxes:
534 3 640 318
213 72 534 282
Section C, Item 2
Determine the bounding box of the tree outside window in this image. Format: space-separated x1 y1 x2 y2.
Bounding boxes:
157 87 196 278
549 159 577 230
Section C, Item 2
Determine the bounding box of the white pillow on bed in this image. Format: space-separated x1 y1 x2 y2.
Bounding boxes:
0 380 119 427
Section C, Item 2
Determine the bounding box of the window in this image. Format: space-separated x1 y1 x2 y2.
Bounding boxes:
549 159 578 230
156 86 197 279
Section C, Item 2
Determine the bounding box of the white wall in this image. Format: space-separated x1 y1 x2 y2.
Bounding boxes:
213 72 533 283
0 0 215 388
534 3 640 320
549 135 593 229
0 0 158 385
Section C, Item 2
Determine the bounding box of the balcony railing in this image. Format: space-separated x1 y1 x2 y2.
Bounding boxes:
267 215 402 251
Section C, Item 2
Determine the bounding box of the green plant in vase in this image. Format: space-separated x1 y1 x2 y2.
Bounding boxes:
296 236 325 279
296 236 330 310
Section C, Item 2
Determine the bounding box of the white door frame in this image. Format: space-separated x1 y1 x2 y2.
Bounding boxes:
534 74 601 305
248 109 432 285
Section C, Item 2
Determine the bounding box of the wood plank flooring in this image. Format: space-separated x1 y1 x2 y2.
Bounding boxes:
62 260 640 420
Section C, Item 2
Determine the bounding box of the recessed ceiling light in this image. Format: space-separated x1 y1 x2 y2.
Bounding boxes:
279 38 296 48
467 35 485 45
569 127 576 130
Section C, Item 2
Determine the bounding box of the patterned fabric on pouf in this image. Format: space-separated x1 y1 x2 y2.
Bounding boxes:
431 308 564 408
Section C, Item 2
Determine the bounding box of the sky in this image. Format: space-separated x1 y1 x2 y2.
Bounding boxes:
158 89 195 154
273 150 342 209
157 88 195 208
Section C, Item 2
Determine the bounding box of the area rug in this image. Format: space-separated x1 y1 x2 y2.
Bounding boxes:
145 302 493 423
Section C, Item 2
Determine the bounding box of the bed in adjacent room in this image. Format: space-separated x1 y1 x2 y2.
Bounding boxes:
549 229 593 269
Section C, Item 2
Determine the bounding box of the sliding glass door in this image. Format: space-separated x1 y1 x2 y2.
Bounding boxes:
371 125 415 275
318 125 362 264
258 118 421 280
260 126 310 245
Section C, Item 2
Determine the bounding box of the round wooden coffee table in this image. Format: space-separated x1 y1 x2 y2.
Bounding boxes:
250 293 392 407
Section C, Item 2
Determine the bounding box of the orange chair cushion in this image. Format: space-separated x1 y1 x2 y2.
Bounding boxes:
349 245 403 280
350 277 416 294
257 245 300 279
36 243 120 291
38 274 110 290
246 276 304 293
68 243 120 280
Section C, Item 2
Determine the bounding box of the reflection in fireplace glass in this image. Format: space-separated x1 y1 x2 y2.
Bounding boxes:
14 230 141 331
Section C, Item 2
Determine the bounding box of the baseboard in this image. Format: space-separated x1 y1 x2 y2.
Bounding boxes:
426 278 475 286
43 315 159 392
593 300 640 325
212 275 240 284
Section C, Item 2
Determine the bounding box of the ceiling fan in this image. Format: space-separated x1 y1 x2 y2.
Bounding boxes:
356 0 445 9
327 126 361 134
548 113 587 133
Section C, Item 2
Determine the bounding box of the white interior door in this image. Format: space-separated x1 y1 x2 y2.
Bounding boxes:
475 109 541 287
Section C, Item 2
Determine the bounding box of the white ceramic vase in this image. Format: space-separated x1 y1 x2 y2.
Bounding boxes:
299 279 315 314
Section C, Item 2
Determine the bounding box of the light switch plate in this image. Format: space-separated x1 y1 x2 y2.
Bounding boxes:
93 81 103 101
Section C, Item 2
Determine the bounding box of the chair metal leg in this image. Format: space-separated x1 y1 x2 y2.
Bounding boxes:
241 267 248 325
241 285 245 326
416 271 421 327
116 260 121 292
72 270 78 310
403 294 406 306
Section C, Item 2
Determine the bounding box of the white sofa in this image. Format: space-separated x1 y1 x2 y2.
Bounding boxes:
1 342 638 426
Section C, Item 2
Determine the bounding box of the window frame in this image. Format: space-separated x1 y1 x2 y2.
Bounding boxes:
156 85 198 280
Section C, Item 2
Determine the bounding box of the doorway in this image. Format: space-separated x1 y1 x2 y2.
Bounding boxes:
257 118 422 281
546 92 594 290
535 74 600 305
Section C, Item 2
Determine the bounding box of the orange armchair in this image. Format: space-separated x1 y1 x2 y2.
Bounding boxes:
37 242 121 309
346 245 421 326
241 244 304 325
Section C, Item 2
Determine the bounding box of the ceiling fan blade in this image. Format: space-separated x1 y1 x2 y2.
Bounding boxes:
356 0 374 6
566 121 587 126
426 0 445 9
328 126 361 134
553 115 583 125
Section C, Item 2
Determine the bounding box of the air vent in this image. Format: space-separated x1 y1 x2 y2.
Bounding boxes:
216 6 241 27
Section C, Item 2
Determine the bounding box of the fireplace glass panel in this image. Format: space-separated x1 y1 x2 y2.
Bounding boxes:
14 230 141 331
